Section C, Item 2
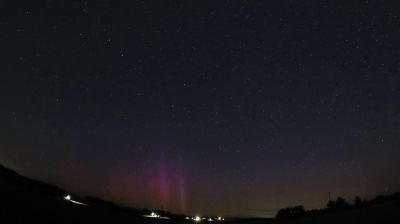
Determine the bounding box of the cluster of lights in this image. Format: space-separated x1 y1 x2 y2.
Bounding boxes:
62 194 224 222
149 212 160 218
64 194 224 222
143 212 170 219
186 216 224 222
63 195 224 223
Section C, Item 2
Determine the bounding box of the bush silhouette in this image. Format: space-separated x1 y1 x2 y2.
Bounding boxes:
327 200 336 209
354 196 362 207
326 197 350 210
336 197 350 209
276 205 306 219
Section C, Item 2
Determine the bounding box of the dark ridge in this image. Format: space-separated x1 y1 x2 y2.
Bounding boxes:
1 164 400 224
0 164 166 223
276 193 400 222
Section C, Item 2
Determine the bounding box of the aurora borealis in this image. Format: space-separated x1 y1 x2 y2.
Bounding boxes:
1 0 400 217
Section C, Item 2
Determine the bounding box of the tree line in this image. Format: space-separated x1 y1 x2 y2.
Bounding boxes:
276 193 400 219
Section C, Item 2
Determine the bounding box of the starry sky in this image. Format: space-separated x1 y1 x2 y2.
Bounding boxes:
1 0 400 218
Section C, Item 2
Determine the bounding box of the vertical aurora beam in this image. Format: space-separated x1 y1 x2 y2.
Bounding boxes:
148 148 187 213
177 158 187 213
156 152 169 210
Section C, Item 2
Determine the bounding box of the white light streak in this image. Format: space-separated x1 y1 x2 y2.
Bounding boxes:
64 194 87 206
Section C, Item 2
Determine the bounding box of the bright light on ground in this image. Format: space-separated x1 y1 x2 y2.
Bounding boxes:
143 212 170 219
189 216 224 222
64 194 86 206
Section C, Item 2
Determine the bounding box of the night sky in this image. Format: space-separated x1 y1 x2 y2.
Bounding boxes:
1 0 400 218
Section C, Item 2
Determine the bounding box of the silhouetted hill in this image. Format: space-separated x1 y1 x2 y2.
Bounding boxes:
0 164 162 223
1 164 399 224
0 164 67 196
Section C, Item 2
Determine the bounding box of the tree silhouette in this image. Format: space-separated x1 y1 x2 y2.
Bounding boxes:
327 197 350 210
276 205 306 218
354 196 362 207
327 200 336 209
335 197 350 209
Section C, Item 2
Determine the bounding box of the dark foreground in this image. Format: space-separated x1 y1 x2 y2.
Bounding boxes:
1 164 399 224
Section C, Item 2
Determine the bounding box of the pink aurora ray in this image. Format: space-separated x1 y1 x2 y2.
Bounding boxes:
149 152 187 213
